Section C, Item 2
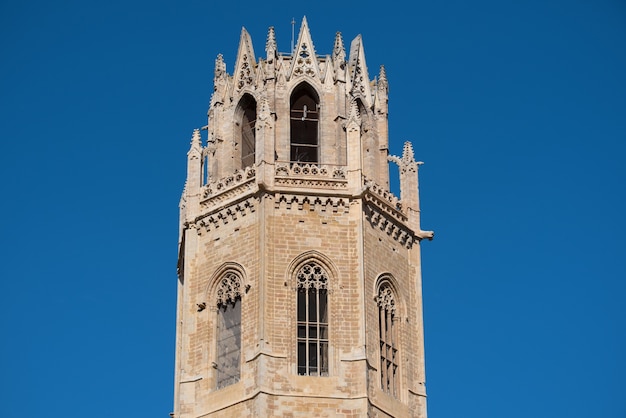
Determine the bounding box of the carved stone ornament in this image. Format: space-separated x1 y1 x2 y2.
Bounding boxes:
237 54 253 89
377 284 396 315
293 43 316 78
297 262 328 290
216 272 242 306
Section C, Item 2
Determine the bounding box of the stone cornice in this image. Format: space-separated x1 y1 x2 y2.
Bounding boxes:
193 195 258 235
200 166 257 211
364 204 415 249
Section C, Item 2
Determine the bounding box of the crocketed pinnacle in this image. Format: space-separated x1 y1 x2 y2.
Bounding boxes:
401 141 415 164
190 128 202 152
214 54 226 80
378 65 388 89
333 31 346 62
265 26 277 56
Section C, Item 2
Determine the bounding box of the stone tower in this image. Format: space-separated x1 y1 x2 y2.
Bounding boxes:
174 18 433 418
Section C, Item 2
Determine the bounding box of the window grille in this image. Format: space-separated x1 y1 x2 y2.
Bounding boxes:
296 262 328 376
378 283 398 396
290 86 319 163
216 273 242 389
241 104 256 168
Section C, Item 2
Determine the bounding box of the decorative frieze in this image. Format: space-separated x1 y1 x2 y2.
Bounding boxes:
274 193 350 214
275 162 348 190
195 196 258 234
364 179 401 211
364 204 414 248
201 166 256 209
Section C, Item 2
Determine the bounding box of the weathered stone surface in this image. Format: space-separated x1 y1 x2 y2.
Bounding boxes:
174 18 433 418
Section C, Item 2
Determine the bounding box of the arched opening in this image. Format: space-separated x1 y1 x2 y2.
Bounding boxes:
377 280 399 397
237 94 256 169
290 84 320 163
296 261 329 376
215 272 243 389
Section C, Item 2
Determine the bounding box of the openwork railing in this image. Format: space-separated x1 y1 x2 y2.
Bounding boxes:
274 162 348 190
275 162 346 179
364 178 403 213
201 166 256 200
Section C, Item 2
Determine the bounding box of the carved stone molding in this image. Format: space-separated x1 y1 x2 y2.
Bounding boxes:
364 204 414 249
216 272 242 306
275 178 348 190
364 179 402 212
275 163 347 190
377 284 396 315
296 262 329 290
195 197 258 234
201 167 257 209
275 162 346 179
274 194 350 214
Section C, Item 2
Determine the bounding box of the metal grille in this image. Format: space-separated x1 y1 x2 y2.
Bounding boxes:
241 105 256 168
378 284 398 396
290 89 319 163
296 262 329 376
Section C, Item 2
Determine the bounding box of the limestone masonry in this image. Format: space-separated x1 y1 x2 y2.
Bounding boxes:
174 18 434 417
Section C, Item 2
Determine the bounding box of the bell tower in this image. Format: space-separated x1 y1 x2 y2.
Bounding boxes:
174 18 433 418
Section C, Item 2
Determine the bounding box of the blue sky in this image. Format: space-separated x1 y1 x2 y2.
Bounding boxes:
1 1 625 417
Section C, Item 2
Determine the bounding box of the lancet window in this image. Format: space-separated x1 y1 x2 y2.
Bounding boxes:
296 261 329 376
290 84 319 163
378 282 398 396
237 94 256 169
215 272 243 389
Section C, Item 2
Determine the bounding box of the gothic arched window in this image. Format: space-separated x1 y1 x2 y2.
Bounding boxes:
290 84 319 163
296 261 328 376
216 272 242 389
237 94 256 169
378 282 398 396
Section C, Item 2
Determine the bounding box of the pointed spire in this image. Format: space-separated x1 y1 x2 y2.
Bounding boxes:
266 26 277 57
348 35 373 107
402 141 415 164
190 128 202 153
214 54 226 82
211 54 227 108
333 32 346 62
378 65 388 90
332 31 347 83
323 55 335 87
234 27 257 91
346 98 361 130
289 16 320 80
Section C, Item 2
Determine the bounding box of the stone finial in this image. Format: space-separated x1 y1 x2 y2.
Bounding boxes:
346 98 361 131
190 129 202 152
289 16 320 80
348 35 372 107
234 27 257 91
402 141 415 164
266 26 277 57
378 65 388 90
333 31 346 62
388 141 422 174
214 54 226 82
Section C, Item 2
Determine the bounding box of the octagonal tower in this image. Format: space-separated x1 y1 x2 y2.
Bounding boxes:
174 18 433 418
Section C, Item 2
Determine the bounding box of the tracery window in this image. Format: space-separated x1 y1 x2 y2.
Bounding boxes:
215 272 242 389
238 94 256 169
378 283 398 396
290 84 319 163
296 262 328 376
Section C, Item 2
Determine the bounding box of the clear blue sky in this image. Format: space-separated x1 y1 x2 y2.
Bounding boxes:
1 1 624 417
